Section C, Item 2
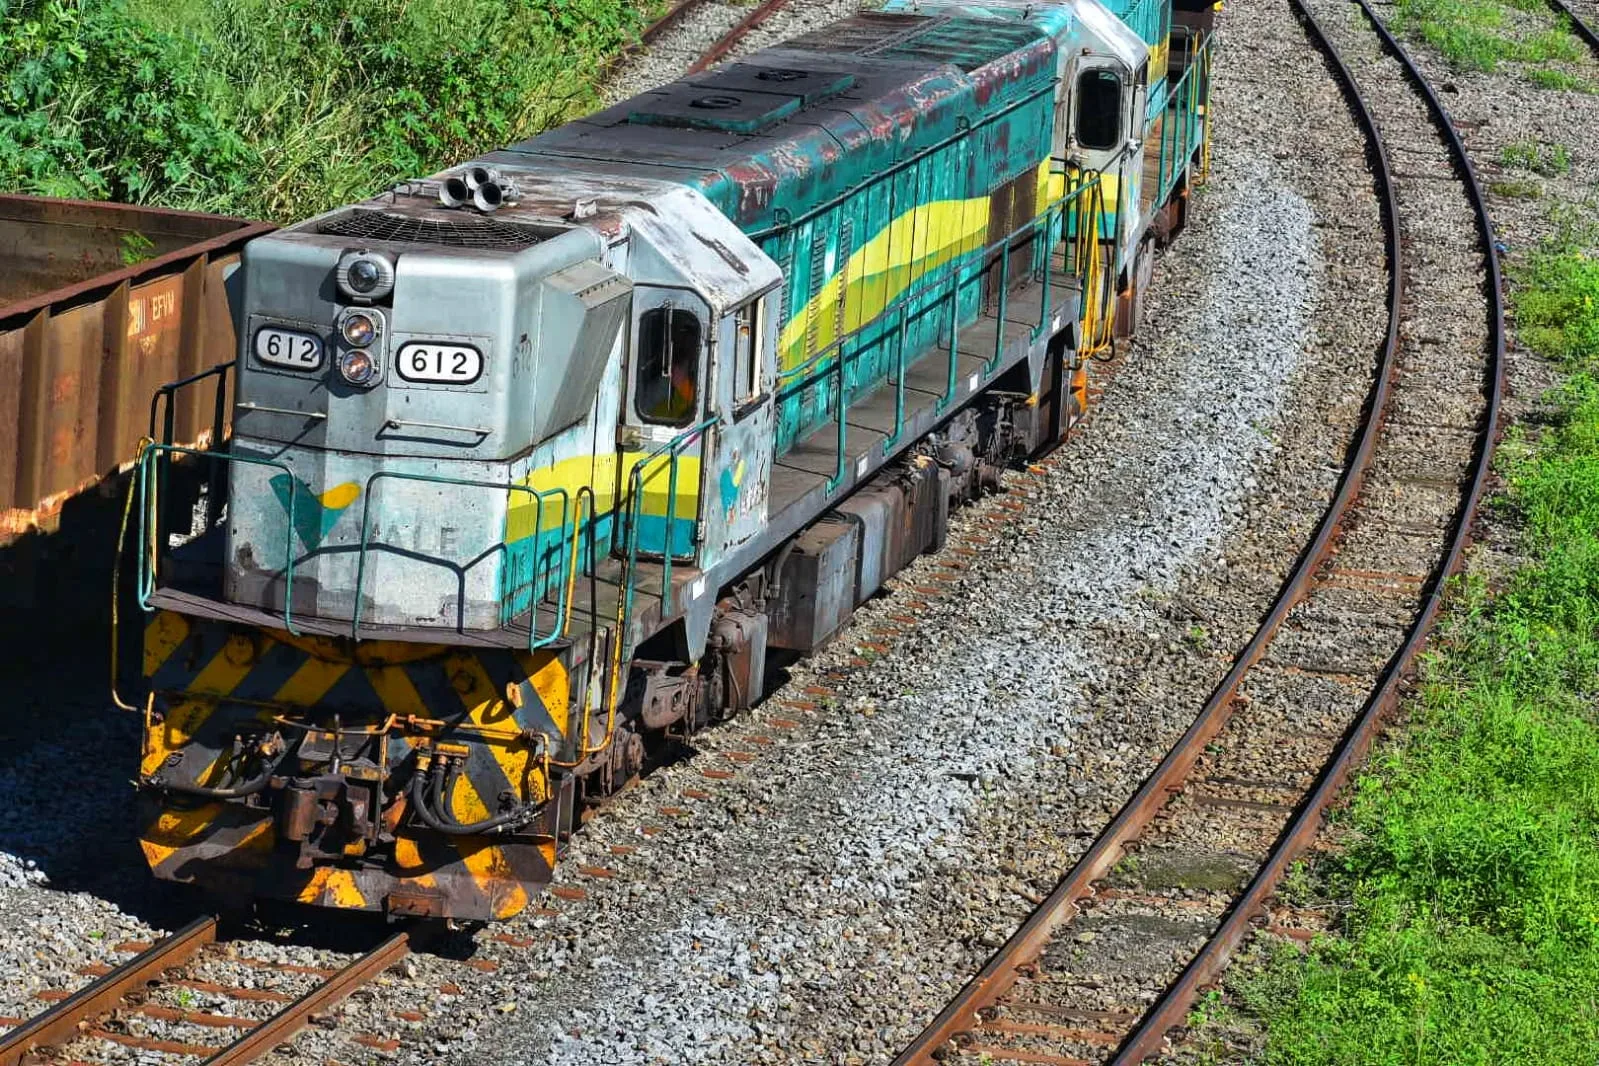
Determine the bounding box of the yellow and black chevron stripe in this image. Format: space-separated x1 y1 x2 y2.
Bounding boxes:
139 610 576 920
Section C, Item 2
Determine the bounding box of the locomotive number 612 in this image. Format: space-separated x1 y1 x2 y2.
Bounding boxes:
397 342 483 384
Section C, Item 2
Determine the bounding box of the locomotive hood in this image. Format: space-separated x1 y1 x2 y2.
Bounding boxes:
229 170 777 463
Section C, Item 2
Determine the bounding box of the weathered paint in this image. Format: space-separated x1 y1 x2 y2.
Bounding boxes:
0 197 270 538
137 611 571 919
130 1 1213 921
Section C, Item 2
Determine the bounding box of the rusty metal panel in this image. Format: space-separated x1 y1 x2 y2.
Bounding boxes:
0 322 23 508
98 272 187 469
196 253 241 445
0 195 273 543
0 195 245 307
20 300 105 510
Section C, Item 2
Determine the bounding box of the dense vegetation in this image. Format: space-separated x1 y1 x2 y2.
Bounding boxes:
1225 226 1599 1062
0 0 649 221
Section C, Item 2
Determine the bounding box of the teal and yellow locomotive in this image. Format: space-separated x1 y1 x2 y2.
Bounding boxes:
129 0 1213 921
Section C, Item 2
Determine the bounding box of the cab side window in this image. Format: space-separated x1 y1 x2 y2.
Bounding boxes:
1075 69 1123 151
733 301 761 405
636 306 701 425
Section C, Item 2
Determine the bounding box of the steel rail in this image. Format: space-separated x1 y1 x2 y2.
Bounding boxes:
0 919 411 1066
888 0 1515 1052
1108 0 1505 1056
0 917 219 1066
1546 0 1599 53
596 0 716 86
889 23 1408 1052
201 930 412 1066
688 0 796 74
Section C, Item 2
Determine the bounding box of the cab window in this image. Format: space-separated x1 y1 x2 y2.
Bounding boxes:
636 306 701 425
733 301 761 404
1075 68 1123 151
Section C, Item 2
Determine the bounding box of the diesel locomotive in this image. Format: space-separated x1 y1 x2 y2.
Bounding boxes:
128 0 1215 921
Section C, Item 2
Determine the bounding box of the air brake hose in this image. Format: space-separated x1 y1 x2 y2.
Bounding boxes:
405 757 537 836
144 748 287 799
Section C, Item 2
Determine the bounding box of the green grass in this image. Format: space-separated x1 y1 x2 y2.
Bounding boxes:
0 0 652 221
1500 140 1572 176
1395 0 1593 90
1527 67 1598 92
1490 179 1543 199
1233 230 1599 1063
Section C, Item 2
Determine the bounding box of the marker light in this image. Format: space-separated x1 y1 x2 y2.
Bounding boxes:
341 312 377 347
338 348 377 386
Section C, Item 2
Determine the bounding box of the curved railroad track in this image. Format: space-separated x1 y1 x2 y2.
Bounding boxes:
891 0 1505 1062
1545 0 1599 53
603 0 800 100
0 917 410 1066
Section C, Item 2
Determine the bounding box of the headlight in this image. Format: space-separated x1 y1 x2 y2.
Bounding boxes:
341 312 376 347
338 349 377 386
335 250 395 302
347 259 381 294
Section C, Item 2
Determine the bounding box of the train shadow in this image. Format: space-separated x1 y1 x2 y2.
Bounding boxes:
0 478 216 929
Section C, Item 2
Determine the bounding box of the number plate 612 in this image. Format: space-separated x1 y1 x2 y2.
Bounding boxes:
254 327 324 370
397 342 483 384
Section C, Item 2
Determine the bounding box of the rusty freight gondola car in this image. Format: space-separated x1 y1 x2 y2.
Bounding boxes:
127 0 1212 921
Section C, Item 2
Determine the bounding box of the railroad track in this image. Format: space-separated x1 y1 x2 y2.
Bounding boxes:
0 918 410 1066
891 0 1505 1062
608 0 796 86
1545 0 1599 53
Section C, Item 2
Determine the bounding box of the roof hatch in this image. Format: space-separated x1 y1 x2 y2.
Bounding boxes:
627 63 857 134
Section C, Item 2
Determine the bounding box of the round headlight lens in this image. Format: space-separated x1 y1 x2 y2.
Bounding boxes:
341 312 376 347
346 258 382 294
338 348 376 386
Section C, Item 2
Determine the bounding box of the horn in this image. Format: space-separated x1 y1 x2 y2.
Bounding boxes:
473 181 505 212
439 175 471 208
465 166 495 190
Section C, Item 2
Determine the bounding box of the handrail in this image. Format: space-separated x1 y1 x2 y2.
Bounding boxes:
774 171 1116 483
147 362 233 541
618 416 718 653
136 443 302 635
1152 35 1212 215
149 362 231 445
348 469 573 650
137 442 582 649
772 174 1107 388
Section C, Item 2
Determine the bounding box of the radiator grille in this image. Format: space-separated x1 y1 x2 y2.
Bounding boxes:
318 208 546 250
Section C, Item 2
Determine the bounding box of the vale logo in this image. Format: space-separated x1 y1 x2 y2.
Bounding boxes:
270 474 361 550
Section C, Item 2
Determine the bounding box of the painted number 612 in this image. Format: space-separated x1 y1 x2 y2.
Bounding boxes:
397 342 483 384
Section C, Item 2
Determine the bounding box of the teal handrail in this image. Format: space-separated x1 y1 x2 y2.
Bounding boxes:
348 470 572 650
777 171 1114 473
1153 36 1211 213
135 443 302 635
138 444 579 648
619 416 718 655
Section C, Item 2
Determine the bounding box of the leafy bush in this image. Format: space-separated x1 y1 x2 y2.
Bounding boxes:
0 0 252 201
0 0 649 220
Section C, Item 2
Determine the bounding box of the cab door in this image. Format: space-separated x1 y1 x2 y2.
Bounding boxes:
620 287 711 562
698 290 777 570
1067 56 1143 244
